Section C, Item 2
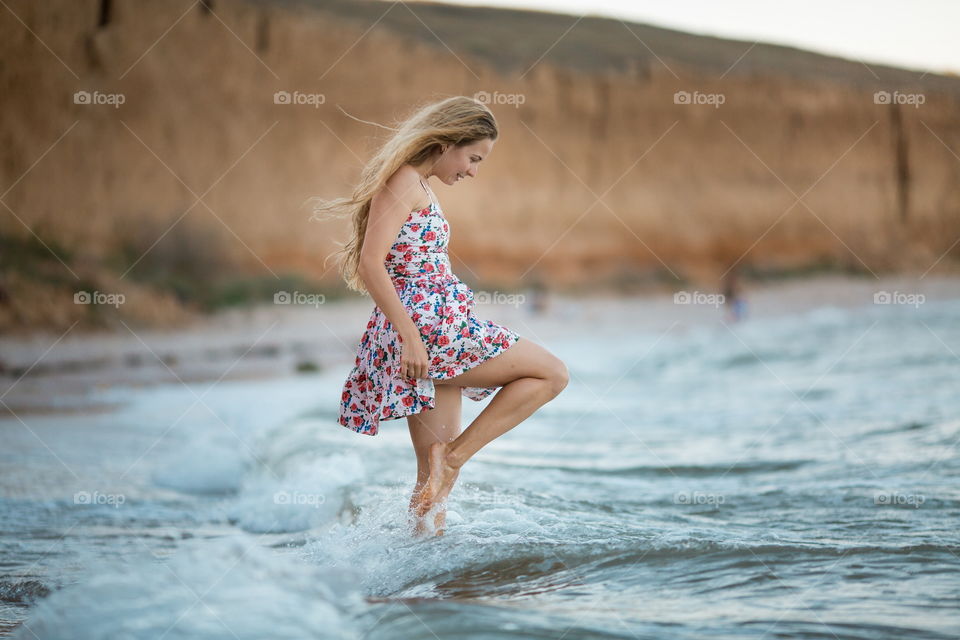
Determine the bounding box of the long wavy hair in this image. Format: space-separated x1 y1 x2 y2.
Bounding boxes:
307 96 498 295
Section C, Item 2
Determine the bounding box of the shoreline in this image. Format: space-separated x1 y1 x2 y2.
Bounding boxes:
1 273 957 417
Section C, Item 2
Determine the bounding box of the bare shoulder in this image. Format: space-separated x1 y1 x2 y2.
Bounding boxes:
375 164 425 213
360 165 425 265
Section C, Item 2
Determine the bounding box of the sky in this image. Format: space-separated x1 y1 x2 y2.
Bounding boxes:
432 0 959 75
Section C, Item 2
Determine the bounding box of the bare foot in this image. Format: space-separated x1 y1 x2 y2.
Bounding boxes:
431 464 461 536
408 485 430 537
409 483 451 537
412 515 429 537
416 442 461 518
433 507 446 534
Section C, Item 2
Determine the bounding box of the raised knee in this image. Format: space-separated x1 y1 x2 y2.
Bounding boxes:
545 359 569 398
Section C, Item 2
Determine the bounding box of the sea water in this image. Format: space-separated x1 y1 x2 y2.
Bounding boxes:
2 297 959 639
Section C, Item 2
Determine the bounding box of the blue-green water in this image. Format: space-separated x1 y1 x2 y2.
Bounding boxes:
3 298 959 639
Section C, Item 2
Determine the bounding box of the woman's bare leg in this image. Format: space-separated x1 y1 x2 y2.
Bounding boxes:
417 338 568 516
407 384 462 535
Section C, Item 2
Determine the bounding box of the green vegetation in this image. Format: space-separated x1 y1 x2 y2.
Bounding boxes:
0 230 83 289
106 215 346 312
0 224 348 330
738 257 875 282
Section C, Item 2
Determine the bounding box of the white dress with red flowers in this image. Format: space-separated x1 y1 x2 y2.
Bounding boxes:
337 180 522 436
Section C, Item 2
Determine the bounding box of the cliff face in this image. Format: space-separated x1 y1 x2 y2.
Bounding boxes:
1 0 959 327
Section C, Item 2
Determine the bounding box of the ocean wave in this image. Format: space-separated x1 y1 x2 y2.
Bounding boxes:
488 458 814 477
14 536 364 640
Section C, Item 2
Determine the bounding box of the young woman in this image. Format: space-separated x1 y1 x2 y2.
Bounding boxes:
312 96 569 537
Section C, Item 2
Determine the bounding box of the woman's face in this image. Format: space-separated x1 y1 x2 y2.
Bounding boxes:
435 138 494 185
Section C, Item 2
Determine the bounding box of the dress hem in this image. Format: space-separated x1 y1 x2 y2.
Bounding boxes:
337 334 522 436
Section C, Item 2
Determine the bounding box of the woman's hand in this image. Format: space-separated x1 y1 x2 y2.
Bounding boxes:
399 331 430 380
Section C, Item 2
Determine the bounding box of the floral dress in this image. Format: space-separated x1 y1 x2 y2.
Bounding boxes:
338 179 522 436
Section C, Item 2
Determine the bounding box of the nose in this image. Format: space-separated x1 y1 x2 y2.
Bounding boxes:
466 166 477 178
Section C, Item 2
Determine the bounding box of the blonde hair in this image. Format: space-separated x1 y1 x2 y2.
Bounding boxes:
307 96 498 295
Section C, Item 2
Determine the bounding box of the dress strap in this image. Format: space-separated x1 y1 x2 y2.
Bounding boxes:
419 178 437 208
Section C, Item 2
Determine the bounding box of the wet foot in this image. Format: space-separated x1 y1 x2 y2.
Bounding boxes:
408 486 430 537
433 505 449 536
412 514 429 537
416 442 460 518
410 493 450 537
409 506 445 537
409 508 446 537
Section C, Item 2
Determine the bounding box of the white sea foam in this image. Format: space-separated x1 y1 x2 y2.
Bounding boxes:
14 535 365 640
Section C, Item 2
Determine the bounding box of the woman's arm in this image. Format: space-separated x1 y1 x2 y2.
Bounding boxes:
357 168 430 375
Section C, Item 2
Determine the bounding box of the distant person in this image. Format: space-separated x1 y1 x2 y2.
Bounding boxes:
526 278 550 315
310 97 569 537
722 268 748 322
